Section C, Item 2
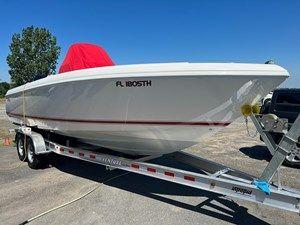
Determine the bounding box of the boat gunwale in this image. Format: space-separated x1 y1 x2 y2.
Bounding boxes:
6 63 289 97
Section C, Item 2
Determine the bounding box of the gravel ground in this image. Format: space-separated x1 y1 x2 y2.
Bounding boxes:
0 100 15 145
0 101 299 225
0 99 7 119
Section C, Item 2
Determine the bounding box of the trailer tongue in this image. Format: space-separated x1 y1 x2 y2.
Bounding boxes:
15 112 300 214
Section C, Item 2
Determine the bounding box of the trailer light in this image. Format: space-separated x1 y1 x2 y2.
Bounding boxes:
131 164 139 169
147 167 156 173
165 171 174 177
184 175 195 182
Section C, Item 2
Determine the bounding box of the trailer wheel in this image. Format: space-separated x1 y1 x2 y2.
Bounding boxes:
16 133 26 161
284 154 300 167
26 138 44 169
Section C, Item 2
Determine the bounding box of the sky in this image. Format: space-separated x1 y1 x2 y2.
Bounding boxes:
0 0 299 87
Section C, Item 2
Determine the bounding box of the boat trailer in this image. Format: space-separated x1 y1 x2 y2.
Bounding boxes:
15 113 300 214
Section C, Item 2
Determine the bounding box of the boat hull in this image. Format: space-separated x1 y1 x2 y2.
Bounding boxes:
6 63 288 155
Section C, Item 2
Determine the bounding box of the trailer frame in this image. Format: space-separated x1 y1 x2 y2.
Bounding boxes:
15 113 300 214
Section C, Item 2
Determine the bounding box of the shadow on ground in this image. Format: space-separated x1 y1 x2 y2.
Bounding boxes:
239 145 273 161
239 145 300 169
47 154 270 225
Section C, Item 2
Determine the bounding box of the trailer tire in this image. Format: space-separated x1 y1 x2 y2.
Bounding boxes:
284 154 300 167
26 138 44 169
16 133 27 161
260 98 271 114
266 133 300 167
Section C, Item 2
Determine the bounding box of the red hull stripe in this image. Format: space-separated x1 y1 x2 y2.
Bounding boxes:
7 112 231 126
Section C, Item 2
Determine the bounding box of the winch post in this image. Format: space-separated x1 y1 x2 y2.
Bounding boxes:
250 114 277 154
251 114 300 183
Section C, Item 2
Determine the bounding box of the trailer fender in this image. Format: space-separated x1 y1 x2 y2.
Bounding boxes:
17 128 48 155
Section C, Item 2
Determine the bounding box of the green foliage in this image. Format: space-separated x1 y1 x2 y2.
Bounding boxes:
0 82 10 98
7 26 61 87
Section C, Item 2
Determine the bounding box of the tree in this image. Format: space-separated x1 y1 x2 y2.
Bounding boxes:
0 82 10 98
7 26 60 87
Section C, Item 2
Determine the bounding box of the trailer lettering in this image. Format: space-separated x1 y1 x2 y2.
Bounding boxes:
232 186 252 195
99 157 123 166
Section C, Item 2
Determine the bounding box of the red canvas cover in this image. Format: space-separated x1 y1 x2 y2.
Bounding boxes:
59 43 115 73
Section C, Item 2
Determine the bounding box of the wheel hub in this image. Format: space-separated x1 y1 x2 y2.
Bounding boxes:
286 146 300 164
27 145 34 163
17 139 24 156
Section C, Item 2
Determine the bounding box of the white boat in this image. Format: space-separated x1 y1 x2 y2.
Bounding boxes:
5 61 289 155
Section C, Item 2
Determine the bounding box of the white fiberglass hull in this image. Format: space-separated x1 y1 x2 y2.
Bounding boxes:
6 63 288 155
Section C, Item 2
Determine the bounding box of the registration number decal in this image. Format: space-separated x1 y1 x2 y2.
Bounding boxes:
115 80 152 88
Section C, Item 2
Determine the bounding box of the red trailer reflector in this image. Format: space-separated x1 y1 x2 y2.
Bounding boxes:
184 175 195 182
69 150 74 154
90 154 96 159
164 171 174 177
131 164 139 169
60 147 64 152
79 152 84 157
147 167 156 173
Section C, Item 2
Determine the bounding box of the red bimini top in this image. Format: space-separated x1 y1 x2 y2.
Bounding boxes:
58 43 115 74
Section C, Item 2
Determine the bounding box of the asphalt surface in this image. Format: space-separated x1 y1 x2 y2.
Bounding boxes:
0 145 300 225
